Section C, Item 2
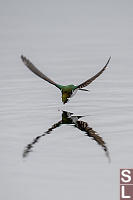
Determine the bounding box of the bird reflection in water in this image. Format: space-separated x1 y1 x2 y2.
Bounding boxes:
23 111 110 161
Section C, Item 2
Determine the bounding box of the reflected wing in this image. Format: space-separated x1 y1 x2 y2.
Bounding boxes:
75 120 110 161
21 55 61 89
77 57 111 89
23 120 62 158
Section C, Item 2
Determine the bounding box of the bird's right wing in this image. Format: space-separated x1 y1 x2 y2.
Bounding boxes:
21 55 61 89
77 57 111 89
75 120 110 161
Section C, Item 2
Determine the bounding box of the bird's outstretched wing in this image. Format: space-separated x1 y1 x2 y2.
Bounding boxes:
77 57 111 89
75 120 110 161
21 55 61 89
23 120 62 158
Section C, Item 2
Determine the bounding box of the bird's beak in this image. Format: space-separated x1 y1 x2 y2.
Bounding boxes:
79 88 89 92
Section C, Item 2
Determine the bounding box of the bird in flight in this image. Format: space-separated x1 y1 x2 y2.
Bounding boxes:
23 110 110 161
21 55 111 104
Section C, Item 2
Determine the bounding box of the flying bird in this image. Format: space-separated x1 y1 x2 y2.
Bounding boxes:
21 55 111 104
23 110 110 161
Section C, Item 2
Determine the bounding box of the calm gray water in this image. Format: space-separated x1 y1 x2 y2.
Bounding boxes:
0 0 133 199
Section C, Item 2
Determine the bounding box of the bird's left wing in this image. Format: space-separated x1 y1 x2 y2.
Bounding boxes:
21 55 61 89
23 120 62 157
76 57 111 89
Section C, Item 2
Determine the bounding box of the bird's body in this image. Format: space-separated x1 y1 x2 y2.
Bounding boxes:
61 85 77 103
21 55 111 104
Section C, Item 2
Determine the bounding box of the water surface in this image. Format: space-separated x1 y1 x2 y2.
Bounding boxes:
0 0 133 199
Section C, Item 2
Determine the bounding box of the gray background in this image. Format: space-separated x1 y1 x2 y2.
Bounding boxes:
0 0 133 199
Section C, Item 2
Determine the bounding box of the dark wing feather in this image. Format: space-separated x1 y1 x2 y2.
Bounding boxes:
77 57 111 89
75 120 110 161
23 120 62 157
21 55 60 89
